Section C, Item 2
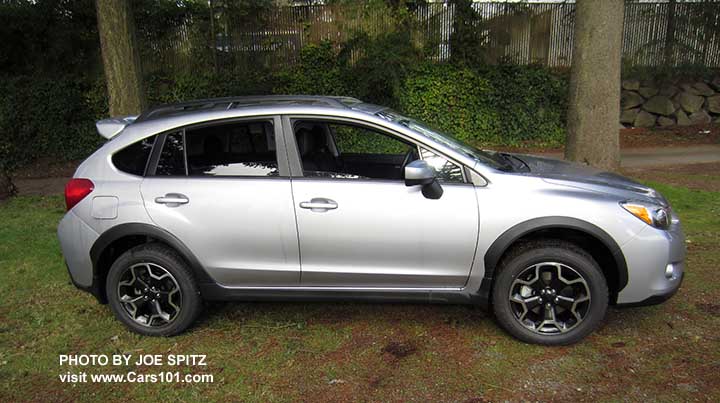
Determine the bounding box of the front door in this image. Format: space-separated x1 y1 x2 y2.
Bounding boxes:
140 117 300 287
287 118 479 288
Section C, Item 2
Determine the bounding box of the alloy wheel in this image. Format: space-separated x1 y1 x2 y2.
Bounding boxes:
116 262 182 327
508 262 591 334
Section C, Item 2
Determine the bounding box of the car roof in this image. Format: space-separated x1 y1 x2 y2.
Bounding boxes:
111 96 397 151
134 95 371 123
103 95 483 173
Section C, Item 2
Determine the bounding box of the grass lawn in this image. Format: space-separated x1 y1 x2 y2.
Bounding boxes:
1 172 718 402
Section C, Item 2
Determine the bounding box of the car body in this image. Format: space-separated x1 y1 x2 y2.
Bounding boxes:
58 96 685 344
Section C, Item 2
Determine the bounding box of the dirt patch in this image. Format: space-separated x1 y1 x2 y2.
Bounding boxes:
381 340 417 359
623 162 720 192
8 158 77 196
13 177 69 196
13 158 80 179
619 125 720 148
696 303 720 317
496 124 720 154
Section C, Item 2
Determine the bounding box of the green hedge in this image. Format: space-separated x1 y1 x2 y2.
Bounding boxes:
145 70 274 105
398 63 567 147
274 42 348 97
0 75 106 172
275 42 568 147
1 56 570 172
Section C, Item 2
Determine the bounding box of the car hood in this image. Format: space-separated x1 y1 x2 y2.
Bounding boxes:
510 153 667 205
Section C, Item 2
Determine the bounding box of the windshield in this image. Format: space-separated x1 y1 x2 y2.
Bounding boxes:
376 110 508 170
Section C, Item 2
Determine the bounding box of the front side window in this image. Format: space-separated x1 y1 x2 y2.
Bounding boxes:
154 120 279 177
379 109 508 171
112 135 156 176
333 124 409 155
420 148 464 183
294 120 416 180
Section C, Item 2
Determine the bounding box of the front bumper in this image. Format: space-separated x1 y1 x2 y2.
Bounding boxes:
617 272 684 307
615 218 686 306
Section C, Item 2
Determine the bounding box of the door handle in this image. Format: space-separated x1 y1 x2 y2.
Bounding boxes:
299 198 338 211
155 193 189 206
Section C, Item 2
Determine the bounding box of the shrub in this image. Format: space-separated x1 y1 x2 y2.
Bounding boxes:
449 0 488 66
144 68 274 106
341 30 424 107
0 75 104 167
477 63 568 146
398 63 567 147
274 41 348 96
398 63 501 144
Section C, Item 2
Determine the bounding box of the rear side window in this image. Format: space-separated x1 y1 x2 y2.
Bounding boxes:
155 120 279 177
111 135 156 176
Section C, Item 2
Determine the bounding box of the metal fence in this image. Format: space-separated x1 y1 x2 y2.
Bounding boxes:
144 1 720 73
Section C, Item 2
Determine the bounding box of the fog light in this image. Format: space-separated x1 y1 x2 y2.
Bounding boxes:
665 264 675 279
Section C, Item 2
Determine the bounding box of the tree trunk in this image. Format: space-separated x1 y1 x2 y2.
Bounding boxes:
96 0 146 116
565 0 625 171
0 172 16 201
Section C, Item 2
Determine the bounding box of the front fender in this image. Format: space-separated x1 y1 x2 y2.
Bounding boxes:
475 216 628 306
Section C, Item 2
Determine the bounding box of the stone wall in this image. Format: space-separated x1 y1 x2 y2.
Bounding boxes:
620 77 720 128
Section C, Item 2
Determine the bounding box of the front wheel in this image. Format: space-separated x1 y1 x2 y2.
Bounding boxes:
492 240 608 345
106 244 202 336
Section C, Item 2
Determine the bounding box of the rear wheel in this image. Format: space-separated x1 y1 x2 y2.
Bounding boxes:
106 244 202 336
492 240 608 345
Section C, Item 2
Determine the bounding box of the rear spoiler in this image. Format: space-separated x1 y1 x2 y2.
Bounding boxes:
95 115 138 139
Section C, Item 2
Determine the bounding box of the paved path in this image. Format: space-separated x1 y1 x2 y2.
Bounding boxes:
534 145 720 168
11 145 720 196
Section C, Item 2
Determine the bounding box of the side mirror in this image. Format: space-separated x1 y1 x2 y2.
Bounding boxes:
404 160 443 200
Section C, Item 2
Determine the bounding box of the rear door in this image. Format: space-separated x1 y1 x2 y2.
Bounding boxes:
140 116 300 287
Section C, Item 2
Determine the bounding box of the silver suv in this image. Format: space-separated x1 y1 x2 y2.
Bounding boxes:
58 96 685 345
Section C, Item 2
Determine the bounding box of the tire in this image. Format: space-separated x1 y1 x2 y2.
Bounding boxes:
106 243 202 336
491 240 608 345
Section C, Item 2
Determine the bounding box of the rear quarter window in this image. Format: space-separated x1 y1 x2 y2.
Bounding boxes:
111 135 157 176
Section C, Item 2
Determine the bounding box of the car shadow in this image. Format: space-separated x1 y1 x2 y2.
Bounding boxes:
193 299 493 333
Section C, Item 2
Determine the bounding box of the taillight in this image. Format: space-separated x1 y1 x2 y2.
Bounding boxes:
65 178 94 211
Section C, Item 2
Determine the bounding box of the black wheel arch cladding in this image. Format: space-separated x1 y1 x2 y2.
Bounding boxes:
89 222 214 303
477 216 628 306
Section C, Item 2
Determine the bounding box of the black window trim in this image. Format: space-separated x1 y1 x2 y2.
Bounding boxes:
282 115 469 184
181 129 189 176
149 130 186 177
145 115 290 179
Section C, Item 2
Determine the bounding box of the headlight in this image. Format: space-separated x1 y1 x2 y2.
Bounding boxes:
620 201 671 230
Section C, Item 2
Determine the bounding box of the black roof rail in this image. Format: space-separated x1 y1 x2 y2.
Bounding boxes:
135 95 362 122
